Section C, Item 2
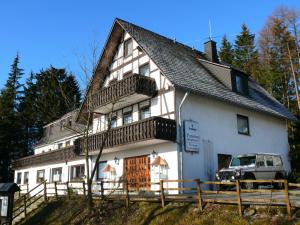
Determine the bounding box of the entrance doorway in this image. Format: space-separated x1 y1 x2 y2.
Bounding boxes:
124 155 150 191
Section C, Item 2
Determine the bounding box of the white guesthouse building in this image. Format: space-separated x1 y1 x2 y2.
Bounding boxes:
14 19 296 192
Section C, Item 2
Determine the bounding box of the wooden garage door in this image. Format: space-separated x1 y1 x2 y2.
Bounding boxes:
124 155 150 191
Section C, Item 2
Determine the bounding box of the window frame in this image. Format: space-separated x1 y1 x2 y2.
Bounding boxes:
237 114 250 136
23 172 29 184
16 172 22 184
122 106 133 125
52 167 62 182
139 100 151 120
70 164 85 181
139 63 150 77
96 161 107 180
124 38 133 57
36 169 45 183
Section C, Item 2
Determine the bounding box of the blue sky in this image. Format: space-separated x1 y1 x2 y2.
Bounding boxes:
1 0 299 90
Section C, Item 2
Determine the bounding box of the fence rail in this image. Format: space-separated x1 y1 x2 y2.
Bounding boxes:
14 179 300 222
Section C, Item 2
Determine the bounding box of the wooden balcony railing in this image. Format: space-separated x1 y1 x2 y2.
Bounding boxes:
74 117 176 154
90 73 157 110
13 146 81 169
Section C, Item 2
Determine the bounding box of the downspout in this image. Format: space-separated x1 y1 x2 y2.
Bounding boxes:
178 91 190 188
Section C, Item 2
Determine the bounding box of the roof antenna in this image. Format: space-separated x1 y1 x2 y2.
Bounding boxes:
209 19 212 40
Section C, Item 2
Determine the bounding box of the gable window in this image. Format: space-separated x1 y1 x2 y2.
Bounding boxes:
139 100 151 120
96 161 107 180
237 115 250 135
52 167 62 182
16 172 22 184
139 63 150 76
36 170 45 183
123 107 133 125
124 38 133 57
70 164 85 181
23 172 29 184
58 143 63 149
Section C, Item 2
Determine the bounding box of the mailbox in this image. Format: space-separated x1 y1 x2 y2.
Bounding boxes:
0 183 20 225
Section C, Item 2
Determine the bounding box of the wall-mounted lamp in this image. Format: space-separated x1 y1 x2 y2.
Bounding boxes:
151 150 158 158
114 156 119 165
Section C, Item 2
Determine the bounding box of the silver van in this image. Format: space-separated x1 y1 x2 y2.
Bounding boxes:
215 153 285 189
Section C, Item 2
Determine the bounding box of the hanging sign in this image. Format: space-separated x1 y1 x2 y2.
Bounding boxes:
184 120 200 152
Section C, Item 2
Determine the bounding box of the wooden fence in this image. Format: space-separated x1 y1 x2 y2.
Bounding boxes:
14 179 300 221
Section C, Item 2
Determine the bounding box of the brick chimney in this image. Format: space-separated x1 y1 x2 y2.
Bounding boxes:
204 40 219 63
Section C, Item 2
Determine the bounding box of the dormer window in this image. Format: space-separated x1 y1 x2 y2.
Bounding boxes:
233 73 248 95
124 38 133 57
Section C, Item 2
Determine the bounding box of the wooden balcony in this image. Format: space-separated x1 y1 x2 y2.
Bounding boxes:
13 146 81 169
74 117 176 155
91 73 157 113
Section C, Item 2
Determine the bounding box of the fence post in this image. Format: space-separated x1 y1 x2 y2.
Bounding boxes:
54 182 58 199
66 181 70 199
196 179 203 211
160 180 165 208
125 180 129 208
284 180 292 220
43 182 47 202
236 180 242 216
100 180 104 198
83 181 86 197
23 195 27 217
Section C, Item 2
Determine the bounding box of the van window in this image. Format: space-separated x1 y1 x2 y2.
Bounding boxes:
256 155 265 167
265 155 274 166
273 156 283 166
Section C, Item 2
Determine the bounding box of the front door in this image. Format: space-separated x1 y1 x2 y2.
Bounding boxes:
124 155 150 191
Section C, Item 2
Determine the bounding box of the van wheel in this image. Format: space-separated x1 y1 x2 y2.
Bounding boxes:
242 175 257 189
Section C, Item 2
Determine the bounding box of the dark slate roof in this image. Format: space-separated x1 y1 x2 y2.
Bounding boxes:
36 109 85 147
116 18 296 121
0 183 20 193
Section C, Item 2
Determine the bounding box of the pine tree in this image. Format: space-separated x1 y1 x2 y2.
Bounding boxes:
0 54 24 181
219 35 234 65
234 24 260 79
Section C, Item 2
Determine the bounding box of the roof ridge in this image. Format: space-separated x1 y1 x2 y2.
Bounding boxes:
116 18 204 57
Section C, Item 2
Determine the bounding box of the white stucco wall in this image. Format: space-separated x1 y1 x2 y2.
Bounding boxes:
176 90 290 182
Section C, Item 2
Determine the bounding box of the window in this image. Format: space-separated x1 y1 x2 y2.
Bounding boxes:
36 170 45 183
123 107 133 125
139 63 150 76
265 155 274 166
237 115 250 135
139 100 151 120
111 114 117 128
235 75 243 93
124 38 133 57
70 165 85 181
256 155 265 167
66 141 71 147
96 161 107 180
16 172 22 184
273 156 283 166
23 172 29 184
58 143 63 149
52 167 62 182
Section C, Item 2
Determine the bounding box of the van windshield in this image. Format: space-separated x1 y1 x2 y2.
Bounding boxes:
230 156 256 167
